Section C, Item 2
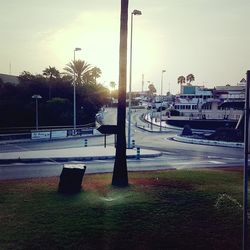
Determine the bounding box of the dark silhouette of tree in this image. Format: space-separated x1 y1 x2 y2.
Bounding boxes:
148 83 156 95
177 75 185 93
0 71 109 129
91 67 102 84
43 66 60 99
112 0 129 187
43 66 60 80
19 71 36 82
110 81 116 90
177 75 185 85
186 74 195 86
63 60 92 85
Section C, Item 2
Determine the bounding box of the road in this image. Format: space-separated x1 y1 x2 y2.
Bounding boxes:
0 107 244 180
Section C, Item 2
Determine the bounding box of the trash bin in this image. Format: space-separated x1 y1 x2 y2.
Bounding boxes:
58 164 86 194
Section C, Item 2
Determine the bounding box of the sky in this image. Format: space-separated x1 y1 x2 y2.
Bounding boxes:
0 0 250 94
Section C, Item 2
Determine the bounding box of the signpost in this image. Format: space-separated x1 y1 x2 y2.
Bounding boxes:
97 125 117 148
97 125 117 134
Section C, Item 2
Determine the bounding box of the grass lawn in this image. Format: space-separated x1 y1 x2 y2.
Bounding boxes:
0 168 247 250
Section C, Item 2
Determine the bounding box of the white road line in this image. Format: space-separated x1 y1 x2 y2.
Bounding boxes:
208 160 226 164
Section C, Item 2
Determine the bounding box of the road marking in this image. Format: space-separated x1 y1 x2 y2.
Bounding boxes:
208 160 226 164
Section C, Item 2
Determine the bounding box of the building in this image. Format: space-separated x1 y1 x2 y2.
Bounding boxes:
0 73 20 85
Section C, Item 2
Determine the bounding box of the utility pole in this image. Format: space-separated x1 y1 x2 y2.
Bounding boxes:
142 73 144 92
243 70 250 250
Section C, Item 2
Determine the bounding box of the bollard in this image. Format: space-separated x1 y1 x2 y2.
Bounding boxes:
132 139 135 148
84 139 88 147
136 147 140 160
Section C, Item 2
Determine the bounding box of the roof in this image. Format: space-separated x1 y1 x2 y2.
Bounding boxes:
0 73 19 85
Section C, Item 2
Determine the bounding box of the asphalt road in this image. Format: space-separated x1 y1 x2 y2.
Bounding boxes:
0 107 244 180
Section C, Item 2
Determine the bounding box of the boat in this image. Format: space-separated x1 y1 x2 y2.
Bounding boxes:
164 83 245 131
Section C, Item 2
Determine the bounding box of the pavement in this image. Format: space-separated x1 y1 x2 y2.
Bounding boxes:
0 146 162 164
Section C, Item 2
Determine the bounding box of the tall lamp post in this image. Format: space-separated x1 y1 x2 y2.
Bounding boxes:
128 9 142 148
32 95 42 130
73 47 82 133
243 70 250 250
160 69 166 132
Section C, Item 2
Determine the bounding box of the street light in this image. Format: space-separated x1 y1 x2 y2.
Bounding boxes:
128 9 142 148
160 69 166 132
32 95 42 130
73 47 82 134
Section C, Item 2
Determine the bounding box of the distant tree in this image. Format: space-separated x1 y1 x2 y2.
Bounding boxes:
1 67 108 129
186 74 195 86
63 60 92 84
112 0 129 187
177 75 185 93
110 81 116 90
19 71 36 82
43 66 60 80
43 66 60 99
90 67 102 84
177 75 185 85
148 83 156 95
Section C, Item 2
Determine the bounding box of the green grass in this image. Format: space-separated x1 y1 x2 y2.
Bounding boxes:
0 169 247 250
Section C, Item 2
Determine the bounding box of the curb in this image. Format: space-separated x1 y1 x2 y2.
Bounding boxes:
172 135 244 148
0 133 104 145
0 151 163 164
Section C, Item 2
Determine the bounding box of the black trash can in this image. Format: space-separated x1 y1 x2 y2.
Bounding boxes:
58 164 86 194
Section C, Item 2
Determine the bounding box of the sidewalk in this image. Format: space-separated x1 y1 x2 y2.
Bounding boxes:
0 146 162 164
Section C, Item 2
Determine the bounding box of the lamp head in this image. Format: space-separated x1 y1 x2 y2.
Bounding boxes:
132 9 142 15
32 95 42 99
74 47 82 51
162 70 166 73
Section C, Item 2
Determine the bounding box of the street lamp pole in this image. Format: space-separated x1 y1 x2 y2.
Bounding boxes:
32 95 42 130
73 47 81 133
243 70 250 250
160 70 166 132
128 9 142 148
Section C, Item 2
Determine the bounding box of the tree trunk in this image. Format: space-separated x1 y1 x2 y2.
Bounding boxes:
112 0 129 187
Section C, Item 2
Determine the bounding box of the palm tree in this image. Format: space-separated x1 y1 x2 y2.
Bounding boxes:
110 81 116 91
63 60 92 85
177 75 185 93
82 67 102 84
186 74 195 86
91 67 102 84
43 66 60 99
43 66 60 80
112 0 129 187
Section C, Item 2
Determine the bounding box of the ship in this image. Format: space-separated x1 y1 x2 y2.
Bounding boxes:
163 81 245 131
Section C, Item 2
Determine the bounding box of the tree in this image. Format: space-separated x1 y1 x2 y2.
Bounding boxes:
177 75 185 93
91 67 102 84
19 71 36 82
110 81 116 90
186 74 195 86
63 60 92 84
43 66 60 99
112 0 129 187
43 66 60 80
148 83 156 95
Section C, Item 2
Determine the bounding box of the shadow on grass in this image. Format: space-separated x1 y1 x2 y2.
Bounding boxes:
0 169 245 250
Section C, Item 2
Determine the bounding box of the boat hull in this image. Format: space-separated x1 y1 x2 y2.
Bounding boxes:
165 118 237 130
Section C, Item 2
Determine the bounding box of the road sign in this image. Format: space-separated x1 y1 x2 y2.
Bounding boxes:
97 125 117 134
